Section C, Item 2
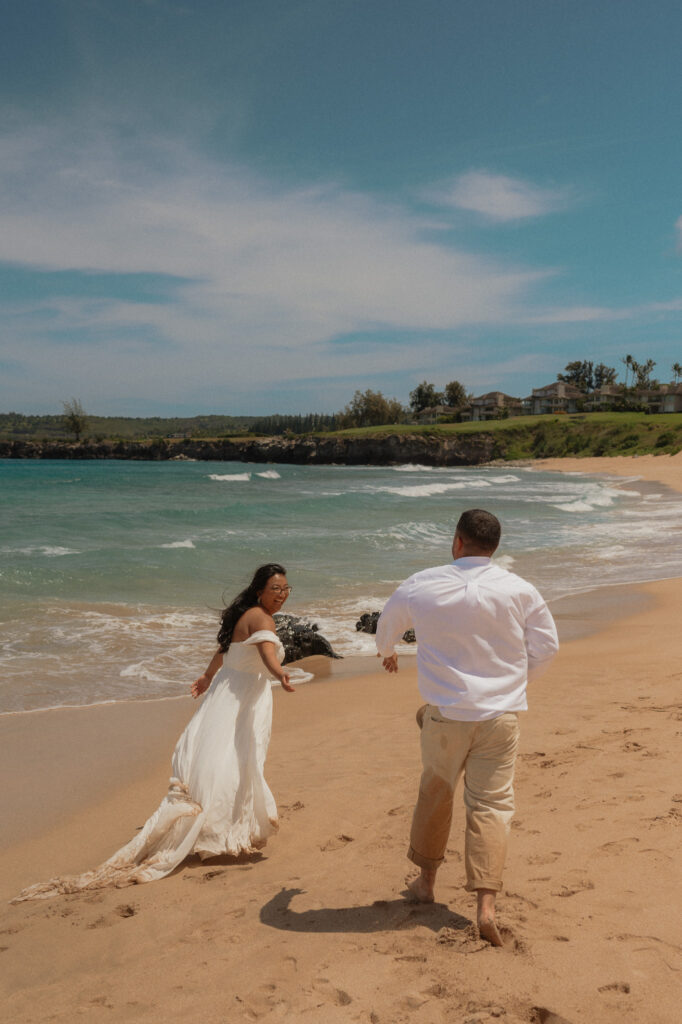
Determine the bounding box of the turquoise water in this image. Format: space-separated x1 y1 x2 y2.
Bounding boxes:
2 458 681 712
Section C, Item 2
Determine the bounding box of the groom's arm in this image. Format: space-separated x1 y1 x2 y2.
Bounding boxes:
375 579 413 671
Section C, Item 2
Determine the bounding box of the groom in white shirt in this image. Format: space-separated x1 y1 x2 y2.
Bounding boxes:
376 508 558 945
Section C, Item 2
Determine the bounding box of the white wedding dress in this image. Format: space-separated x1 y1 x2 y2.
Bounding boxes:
14 630 285 901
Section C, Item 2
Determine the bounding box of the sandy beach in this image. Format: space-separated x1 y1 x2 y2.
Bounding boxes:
2 454 682 1024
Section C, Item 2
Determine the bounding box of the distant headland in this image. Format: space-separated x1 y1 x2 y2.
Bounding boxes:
2 411 681 464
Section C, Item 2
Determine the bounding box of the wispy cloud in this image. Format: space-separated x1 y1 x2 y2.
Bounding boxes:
528 298 682 324
427 170 574 222
1 125 556 408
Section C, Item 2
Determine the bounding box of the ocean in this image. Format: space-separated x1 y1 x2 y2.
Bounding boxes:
1 458 681 714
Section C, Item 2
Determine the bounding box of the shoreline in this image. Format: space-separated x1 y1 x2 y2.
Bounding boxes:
532 449 682 493
0 575 660 719
0 573 662 847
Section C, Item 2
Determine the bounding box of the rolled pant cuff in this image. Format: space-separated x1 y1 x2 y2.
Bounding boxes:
407 845 444 871
464 877 502 893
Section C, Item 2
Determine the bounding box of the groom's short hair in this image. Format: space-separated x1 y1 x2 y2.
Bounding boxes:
456 509 501 554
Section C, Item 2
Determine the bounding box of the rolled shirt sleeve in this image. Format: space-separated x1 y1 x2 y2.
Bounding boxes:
376 579 414 657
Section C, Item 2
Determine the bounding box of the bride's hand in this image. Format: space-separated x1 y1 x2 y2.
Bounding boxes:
279 671 295 693
191 674 211 699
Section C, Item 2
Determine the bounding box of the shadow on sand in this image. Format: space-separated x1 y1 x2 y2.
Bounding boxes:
259 886 473 935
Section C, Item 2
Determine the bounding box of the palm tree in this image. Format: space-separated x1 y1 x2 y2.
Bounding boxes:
621 353 634 387
672 362 682 385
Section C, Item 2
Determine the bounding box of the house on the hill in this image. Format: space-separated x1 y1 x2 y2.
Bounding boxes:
523 381 583 415
662 384 682 413
470 391 523 421
584 384 623 412
415 404 458 424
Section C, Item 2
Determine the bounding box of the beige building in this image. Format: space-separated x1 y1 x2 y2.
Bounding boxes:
523 381 583 415
662 384 682 413
583 384 623 411
470 391 523 421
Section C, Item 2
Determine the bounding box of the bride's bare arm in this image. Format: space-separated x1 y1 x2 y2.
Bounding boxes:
256 641 295 693
191 648 224 699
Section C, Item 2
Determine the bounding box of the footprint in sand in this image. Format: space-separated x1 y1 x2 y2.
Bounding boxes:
531 1008 575 1024
116 904 137 918
279 800 305 818
311 978 353 1006
498 926 527 954
598 982 630 993
551 879 594 898
86 915 110 930
649 807 682 825
503 891 539 909
437 923 487 953
319 834 355 852
596 837 640 855
527 851 562 865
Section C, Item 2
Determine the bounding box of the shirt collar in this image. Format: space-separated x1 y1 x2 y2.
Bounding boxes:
451 556 492 569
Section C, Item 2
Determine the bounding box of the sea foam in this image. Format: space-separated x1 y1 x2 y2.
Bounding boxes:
208 472 251 481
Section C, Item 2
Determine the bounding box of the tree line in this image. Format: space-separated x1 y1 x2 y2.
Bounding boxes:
5 357 681 442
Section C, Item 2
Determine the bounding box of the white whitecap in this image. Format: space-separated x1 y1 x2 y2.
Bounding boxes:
552 500 599 513
208 473 252 482
595 545 628 560
160 539 196 549
12 544 79 557
375 481 470 498
256 470 281 479
487 475 521 484
392 464 435 472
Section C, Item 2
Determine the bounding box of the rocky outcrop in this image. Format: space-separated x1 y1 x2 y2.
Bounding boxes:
274 614 342 663
356 611 416 643
0 431 499 466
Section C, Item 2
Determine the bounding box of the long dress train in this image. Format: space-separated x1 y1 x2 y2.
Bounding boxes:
13 630 284 901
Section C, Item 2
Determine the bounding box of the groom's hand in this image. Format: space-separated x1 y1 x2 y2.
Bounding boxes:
382 654 399 674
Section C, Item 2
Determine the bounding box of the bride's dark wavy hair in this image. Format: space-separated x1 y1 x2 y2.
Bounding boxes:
216 563 287 652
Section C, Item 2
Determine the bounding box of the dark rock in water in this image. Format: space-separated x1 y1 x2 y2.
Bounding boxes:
356 611 416 643
356 612 381 635
274 613 342 663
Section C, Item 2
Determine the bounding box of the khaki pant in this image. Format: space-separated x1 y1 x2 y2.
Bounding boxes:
408 706 520 892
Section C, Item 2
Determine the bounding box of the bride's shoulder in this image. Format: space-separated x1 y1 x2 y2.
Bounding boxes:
234 606 276 641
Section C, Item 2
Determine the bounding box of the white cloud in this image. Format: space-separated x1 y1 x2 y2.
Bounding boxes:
528 298 682 324
429 170 572 222
0 125 556 408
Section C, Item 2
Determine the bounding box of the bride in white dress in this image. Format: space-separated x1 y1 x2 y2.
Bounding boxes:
13 564 295 901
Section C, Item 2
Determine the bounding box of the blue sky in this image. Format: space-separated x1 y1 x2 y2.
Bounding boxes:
1 0 681 415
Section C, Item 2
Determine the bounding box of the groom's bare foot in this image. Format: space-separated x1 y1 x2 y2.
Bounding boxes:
406 867 437 903
476 888 503 946
477 914 503 946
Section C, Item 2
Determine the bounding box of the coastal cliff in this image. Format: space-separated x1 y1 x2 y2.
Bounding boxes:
0 433 498 466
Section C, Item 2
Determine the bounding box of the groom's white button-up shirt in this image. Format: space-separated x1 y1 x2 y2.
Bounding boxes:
376 557 559 721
